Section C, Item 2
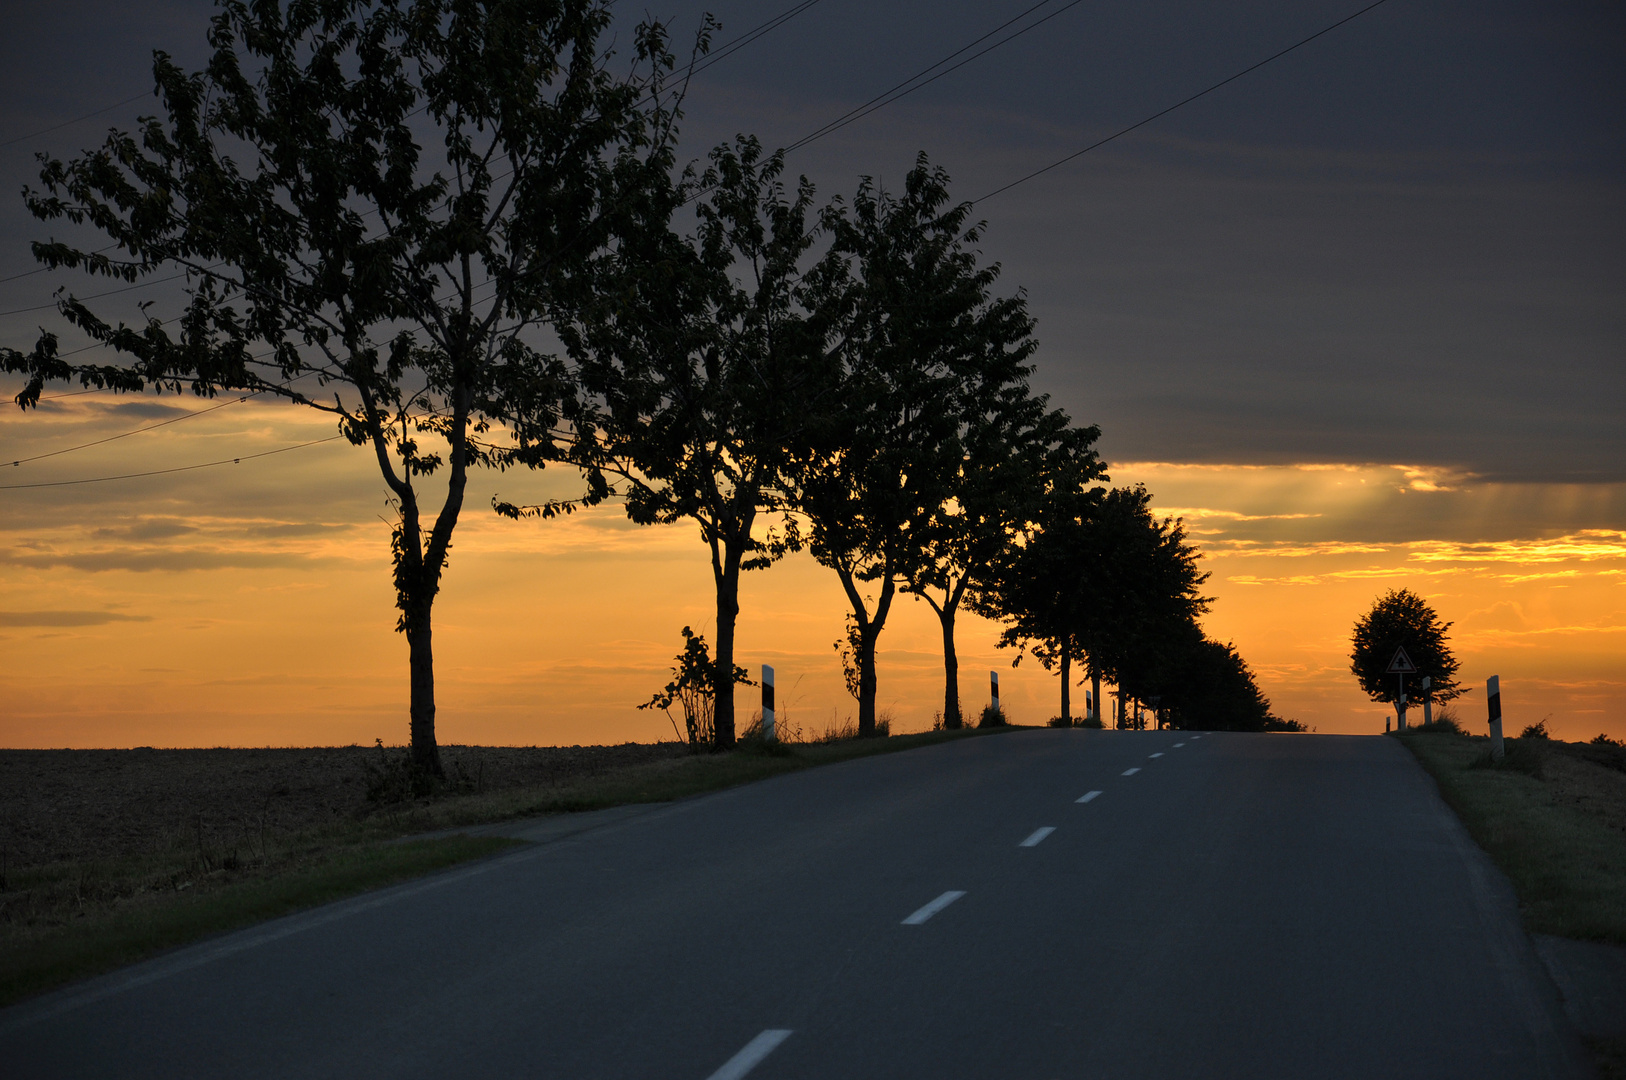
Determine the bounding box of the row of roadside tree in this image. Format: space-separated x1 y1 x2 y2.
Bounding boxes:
2 0 1291 774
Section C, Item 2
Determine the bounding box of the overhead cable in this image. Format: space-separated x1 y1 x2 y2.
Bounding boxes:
973 0 1396 203
783 0 1084 155
0 434 346 489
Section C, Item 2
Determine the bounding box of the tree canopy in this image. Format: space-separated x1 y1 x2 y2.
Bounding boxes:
3 0 683 775
506 135 820 748
793 156 1027 736
980 484 1208 723
1350 588 1463 713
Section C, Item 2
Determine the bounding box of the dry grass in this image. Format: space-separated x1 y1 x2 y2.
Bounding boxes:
1399 731 1626 945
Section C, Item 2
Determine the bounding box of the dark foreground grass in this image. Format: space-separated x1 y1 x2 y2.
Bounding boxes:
0 835 520 1008
1398 731 1626 945
1 725 1019 1007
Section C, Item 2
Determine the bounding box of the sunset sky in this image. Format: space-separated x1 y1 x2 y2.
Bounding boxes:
2 0 1621 748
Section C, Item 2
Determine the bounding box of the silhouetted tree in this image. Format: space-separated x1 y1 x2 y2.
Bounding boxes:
793 156 1006 737
903 390 1103 728
504 136 818 748
972 484 1101 723
1350 587 1462 725
2 0 682 776
983 485 1208 724
1148 625 1283 731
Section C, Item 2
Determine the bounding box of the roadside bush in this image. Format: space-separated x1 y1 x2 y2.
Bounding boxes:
978 705 1007 728
1521 718 1552 740
361 741 482 803
362 740 438 803
1077 714 1104 729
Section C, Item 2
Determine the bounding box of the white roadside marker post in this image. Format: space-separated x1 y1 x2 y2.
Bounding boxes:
1487 675 1504 761
762 665 776 743
1085 690 1093 724
990 671 1000 716
1422 676 1433 727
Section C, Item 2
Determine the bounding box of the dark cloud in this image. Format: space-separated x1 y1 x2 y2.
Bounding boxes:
0 0 1619 485
103 401 193 420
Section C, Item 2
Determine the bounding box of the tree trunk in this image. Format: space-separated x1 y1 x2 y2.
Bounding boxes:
857 619 879 737
1059 642 1072 723
713 539 745 749
938 601 961 729
406 611 442 777
1091 669 1102 726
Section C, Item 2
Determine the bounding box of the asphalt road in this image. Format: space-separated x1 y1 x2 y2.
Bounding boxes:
0 730 1592 1079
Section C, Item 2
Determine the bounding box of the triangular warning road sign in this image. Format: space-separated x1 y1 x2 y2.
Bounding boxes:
1387 647 1417 674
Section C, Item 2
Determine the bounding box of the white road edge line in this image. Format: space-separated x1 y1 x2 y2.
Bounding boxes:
1076 790 1102 803
1122 767 1141 776
1020 826 1056 847
1149 752 1164 758
706 1029 793 1080
902 890 967 925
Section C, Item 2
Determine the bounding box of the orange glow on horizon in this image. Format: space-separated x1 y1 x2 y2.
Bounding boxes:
2 398 1622 747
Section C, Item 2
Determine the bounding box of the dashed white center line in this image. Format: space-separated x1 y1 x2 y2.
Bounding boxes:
1076 790 1102 803
1174 742 1186 747
1122 767 1141 776
1192 735 1203 740
1149 752 1164 758
902 890 967 925
706 1029 793 1080
1019 827 1056 847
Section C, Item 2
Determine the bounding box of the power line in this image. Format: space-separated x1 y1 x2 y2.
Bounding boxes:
0 92 152 150
690 0 825 80
783 0 1082 155
4 393 258 467
974 0 1396 204
0 271 188 318
0 245 122 287
0 434 346 489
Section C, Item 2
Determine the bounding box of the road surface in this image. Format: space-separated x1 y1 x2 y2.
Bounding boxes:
0 730 1591 1078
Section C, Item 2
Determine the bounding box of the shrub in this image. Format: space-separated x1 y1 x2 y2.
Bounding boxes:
1417 703 1465 734
978 704 1007 728
1520 719 1551 740
1592 733 1623 749
1077 714 1104 729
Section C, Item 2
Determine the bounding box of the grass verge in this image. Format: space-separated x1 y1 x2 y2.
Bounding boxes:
1 835 519 1008
1397 731 1626 945
2 725 1019 1007
405 725 1018 829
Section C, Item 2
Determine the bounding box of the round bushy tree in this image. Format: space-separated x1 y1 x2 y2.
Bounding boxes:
1350 589 1463 722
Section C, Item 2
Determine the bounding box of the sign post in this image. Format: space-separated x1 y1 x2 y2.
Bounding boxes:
1487 675 1504 761
1422 676 1433 728
1387 647 1417 730
761 665 776 743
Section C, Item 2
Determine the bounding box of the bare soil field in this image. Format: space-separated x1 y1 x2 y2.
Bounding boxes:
0 743 691 870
